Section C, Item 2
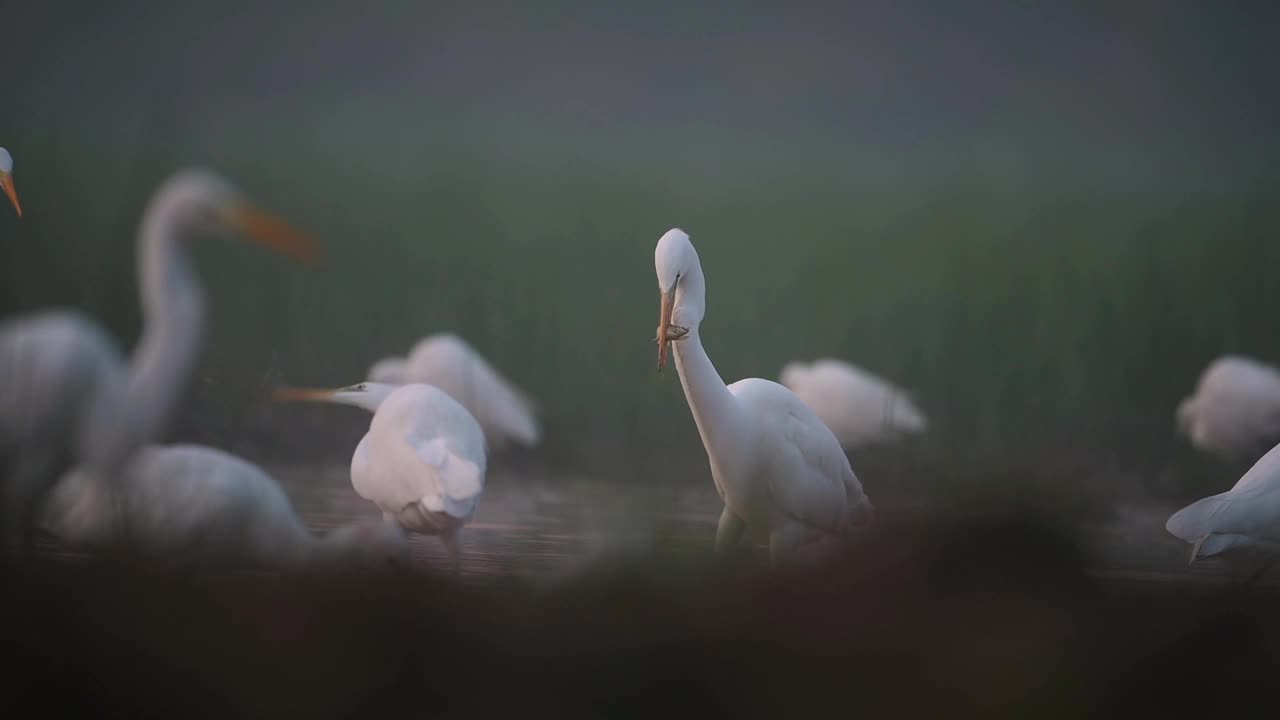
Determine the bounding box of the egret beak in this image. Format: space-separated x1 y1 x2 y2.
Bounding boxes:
222 205 318 265
657 280 678 372
271 386 337 403
1 173 21 218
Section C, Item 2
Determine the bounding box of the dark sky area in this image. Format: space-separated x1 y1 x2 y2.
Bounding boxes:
6 1 1277 157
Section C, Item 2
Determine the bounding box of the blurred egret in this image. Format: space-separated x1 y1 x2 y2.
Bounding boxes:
367 334 539 450
1167 440 1280 580
24 169 329 566
49 444 408 571
1176 355 1280 461
274 381 487 574
780 358 927 451
654 229 874 562
0 147 22 217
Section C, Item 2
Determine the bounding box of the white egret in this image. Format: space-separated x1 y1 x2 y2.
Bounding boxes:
3 169 312 550
25 169 383 569
367 333 539 450
48 444 409 571
1167 440 1280 580
654 228 874 562
780 358 927 451
273 381 487 574
0 147 21 217
1176 355 1280 461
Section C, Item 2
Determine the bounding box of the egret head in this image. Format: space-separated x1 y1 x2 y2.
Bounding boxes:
273 381 399 414
145 168 317 264
0 147 21 217
654 228 703 371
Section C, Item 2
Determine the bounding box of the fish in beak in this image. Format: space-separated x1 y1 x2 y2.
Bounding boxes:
1 172 21 217
656 276 688 372
222 204 318 265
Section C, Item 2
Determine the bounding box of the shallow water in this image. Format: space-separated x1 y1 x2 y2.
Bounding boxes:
266 463 1250 587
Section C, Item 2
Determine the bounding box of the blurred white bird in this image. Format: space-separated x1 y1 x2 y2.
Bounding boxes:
274 381 487 574
367 356 408 384
0 147 21 217
0 312 120 549
1167 440 1280 580
780 358 927 451
49 444 408 571
25 169 391 570
654 229 874 563
1176 355 1280 461
366 333 539 450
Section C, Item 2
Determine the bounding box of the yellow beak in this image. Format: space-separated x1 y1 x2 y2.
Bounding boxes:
1 173 21 218
222 205 318 265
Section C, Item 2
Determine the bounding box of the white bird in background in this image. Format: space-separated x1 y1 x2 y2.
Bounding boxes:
24 169 396 568
273 381 487 574
1176 355 1280 462
51 444 408 571
1167 440 1280 580
780 358 927 451
653 229 874 562
366 333 539 451
367 356 408 384
0 147 21 217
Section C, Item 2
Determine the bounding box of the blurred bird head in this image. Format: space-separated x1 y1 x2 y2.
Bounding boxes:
273 382 399 414
143 168 317 264
0 147 22 217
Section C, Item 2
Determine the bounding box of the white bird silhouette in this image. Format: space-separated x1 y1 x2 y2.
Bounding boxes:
25 169 400 569
1167 439 1280 581
274 381 487 574
366 333 538 450
1176 355 1280 461
780 358 927 450
654 228 874 563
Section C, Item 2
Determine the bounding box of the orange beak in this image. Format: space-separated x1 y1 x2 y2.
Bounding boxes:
1 173 21 218
224 205 318 265
271 386 337 403
657 282 677 372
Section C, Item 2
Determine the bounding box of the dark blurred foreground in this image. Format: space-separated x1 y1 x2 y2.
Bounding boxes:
5 506 1279 719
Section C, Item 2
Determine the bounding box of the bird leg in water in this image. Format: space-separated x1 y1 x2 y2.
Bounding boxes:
714 507 745 555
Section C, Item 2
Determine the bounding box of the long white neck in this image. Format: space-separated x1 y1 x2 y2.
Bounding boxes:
670 265 744 467
80 205 204 476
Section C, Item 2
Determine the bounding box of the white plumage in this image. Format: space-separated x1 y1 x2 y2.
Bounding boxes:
0 312 122 546
14 169 382 571
366 333 539 450
1176 355 1280 461
780 358 927 450
45 444 408 570
275 381 487 574
1167 440 1280 572
654 229 874 562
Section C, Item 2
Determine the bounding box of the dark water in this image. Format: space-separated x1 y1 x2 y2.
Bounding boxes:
268 462 1245 587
